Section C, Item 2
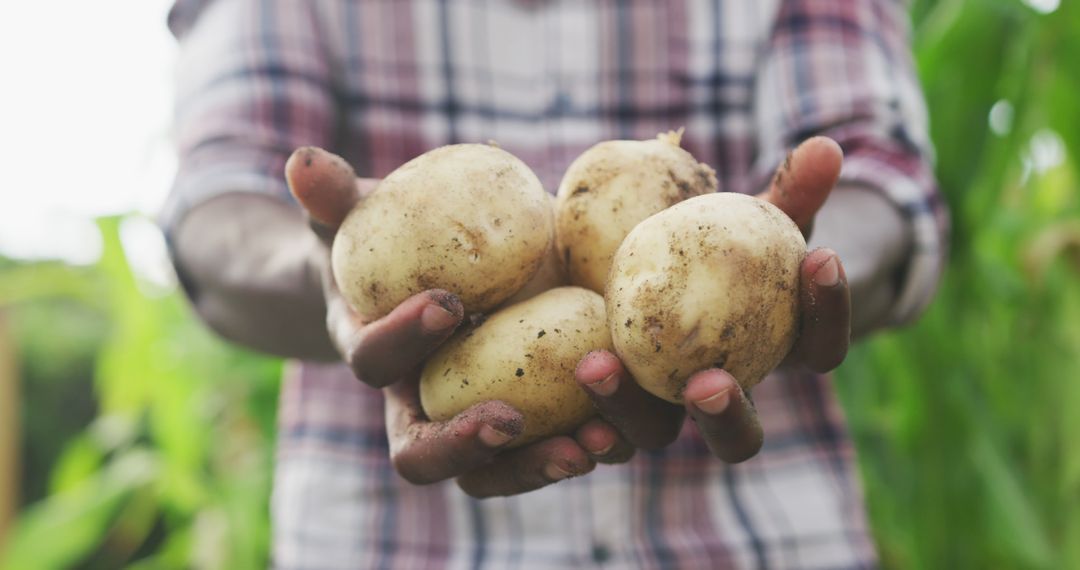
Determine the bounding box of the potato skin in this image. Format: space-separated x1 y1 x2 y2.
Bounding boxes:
499 236 568 308
498 194 569 307
332 144 553 320
606 193 805 403
555 131 717 294
420 287 610 448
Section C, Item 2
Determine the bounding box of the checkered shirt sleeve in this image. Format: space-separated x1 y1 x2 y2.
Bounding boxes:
755 0 948 325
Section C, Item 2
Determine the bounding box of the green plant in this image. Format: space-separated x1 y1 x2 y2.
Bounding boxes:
836 0 1080 567
2 218 281 569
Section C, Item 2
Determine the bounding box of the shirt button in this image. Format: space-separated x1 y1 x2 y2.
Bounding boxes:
591 543 611 564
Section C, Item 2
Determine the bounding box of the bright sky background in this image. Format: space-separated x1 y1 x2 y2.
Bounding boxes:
0 0 177 278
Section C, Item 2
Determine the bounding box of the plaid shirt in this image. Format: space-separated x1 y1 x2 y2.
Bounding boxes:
166 1 946 568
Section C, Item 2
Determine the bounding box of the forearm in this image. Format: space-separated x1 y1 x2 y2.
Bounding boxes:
173 193 339 360
808 185 912 339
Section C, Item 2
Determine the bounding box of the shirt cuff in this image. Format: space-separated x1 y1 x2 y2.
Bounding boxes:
159 163 294 241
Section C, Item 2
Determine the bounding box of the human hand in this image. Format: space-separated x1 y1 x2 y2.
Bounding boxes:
285 146 634 496
286 146 462 388
575 136 852 462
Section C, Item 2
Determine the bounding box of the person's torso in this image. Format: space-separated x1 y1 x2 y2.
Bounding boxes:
265 2 876 568
318 0 779 195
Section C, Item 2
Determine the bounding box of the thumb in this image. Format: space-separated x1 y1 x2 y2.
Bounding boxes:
334 289 465 387
285 146 363 233
759 136 843 236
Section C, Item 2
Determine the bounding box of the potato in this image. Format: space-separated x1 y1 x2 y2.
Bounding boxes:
420 287 609 447
499 199 569 307
606 193 805 403
499 240 568 307
332 144 553 320
555 129 717 293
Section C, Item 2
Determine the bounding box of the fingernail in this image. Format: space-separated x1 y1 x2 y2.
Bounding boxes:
588 442 615 456
421 304 458 333
298 146 317 167
694 388 732 415
814 256 840 287
586 373 619 397
478 424 515 448
544 462 573 481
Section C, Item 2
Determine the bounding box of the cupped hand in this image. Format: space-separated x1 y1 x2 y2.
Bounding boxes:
385 373 618 498
286 146 459 388
285 146 634 497
575 136 852 463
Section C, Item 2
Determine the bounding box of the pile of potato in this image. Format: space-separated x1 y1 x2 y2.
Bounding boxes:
330 131 804 445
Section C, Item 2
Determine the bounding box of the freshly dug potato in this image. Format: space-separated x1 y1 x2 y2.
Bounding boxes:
420 287 610 447
606 193 805 403
500 200 569 307
555 129 717 293
332 144 553 320
499 240 568 307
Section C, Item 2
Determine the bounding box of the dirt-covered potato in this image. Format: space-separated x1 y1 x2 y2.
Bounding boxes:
420 287 609 447
606 193 805 403
555 130 717 293
332 144 553 320
499 212 569 307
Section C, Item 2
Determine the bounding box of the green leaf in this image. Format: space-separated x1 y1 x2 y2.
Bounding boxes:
48 436 105 494
2 451 157 570
970 432 1055 568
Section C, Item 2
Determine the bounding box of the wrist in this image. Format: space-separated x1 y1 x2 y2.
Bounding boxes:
808 185 911 338
174 193 339 360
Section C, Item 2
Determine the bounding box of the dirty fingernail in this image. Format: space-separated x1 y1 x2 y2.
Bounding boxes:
544 462 572 481
586 373 619 397
421 304 459 333
814 256 840 287
478 424 515 448
694 388 732 415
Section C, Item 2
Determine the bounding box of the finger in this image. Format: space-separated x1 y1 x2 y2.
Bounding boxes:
575 418 637 464
285 146 362 233
759 136 844 235
384 380 526 485
330 289 464 387
683 369 763 463
456 437 595 498
575 350 684 450
792 248 851 372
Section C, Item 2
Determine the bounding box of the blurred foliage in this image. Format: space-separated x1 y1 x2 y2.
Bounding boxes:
2 0 1080 568
1 219 282 569
836 0 1080 568
11 299 103 507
